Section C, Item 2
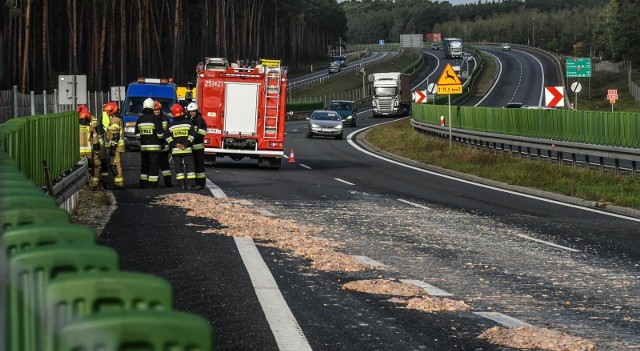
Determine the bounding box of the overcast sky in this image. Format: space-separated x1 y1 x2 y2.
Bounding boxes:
447 0 479 4
338 0 481 4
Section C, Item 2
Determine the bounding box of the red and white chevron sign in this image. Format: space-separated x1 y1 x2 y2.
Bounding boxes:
545 86 565 107
413 90 427 103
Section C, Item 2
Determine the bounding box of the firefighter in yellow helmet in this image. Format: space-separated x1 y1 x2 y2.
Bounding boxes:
78 107 104 189
102 102 125 189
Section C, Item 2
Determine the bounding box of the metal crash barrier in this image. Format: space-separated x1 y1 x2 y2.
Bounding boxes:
1 140 214 350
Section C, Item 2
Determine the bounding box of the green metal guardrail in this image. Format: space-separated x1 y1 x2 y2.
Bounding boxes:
413 104 640 149
0 112 78 187
0 155 215 350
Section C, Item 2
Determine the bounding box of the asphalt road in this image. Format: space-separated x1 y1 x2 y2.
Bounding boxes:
97 50 640 350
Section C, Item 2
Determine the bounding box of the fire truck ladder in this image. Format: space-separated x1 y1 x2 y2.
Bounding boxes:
262 59 282 139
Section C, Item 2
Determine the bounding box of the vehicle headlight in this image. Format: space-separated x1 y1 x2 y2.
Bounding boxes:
311 123 320 128
125 126 135 134
344 115 352 120
394 100 399 106
335 124 343 129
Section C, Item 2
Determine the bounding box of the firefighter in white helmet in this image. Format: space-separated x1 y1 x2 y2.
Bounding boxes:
135 98 164 188
187 102 207 189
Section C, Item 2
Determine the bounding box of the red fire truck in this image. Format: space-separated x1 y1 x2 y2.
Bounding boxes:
195 58 287 169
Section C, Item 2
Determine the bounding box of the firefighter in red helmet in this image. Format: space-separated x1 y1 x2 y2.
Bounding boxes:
102 102 125 189
154 100 173 187
164 104 196 190
78 108 104 189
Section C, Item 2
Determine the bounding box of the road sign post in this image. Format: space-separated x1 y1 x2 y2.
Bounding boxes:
427 83 437 105
570 81 583 110
545 86 565 108
607 89 618 112
436 63 463 148
566 58 591 100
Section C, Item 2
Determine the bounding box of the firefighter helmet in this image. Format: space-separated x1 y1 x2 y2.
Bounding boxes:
79 110 91 120
143 98 155 110
187 102 198 112
76 104 88 113
153 100 162 110
103 102 118 115
171 104 184 117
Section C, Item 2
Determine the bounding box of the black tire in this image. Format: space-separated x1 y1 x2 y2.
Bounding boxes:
352 119 356 127
306 131 312 138
336 133 343 140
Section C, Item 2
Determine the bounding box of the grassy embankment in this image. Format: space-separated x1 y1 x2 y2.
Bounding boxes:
294 50 640 210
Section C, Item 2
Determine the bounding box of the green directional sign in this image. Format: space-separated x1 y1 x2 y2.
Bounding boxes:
566 58 591 78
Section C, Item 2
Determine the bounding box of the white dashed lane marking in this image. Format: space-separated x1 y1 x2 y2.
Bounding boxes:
335 178 355 186
399 279 453 297
353 255 385 267
514 233 580 252
397 198 431 210
474 312 532 328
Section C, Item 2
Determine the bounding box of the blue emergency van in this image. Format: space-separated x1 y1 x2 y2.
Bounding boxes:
122 78 177 148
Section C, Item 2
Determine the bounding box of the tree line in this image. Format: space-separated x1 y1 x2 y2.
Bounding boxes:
3 0 638 93
341 0 639 65
1 0 347 92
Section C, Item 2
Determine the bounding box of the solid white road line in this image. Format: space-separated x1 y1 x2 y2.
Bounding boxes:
347 130 640 224
206 178 227 199
299 164 312 169
474 312 532 328
207 182 311 350
235 237 313 351
399 279 453 297
335 178 355 186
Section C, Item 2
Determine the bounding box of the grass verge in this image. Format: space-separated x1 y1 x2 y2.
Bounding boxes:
573 70 640 112
365 118 640 209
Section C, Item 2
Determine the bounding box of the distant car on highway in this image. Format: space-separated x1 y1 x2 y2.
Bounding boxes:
327 100 358 127
333 55 347 67
328 61 341 74
306 110 343 139
431 43 440 50
462 52 474 61
504 102 523 108
502 43 511 51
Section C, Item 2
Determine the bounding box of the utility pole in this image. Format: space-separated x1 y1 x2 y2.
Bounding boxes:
359 65 366 99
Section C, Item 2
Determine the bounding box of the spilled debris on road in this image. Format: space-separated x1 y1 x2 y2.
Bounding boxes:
154 193 380 272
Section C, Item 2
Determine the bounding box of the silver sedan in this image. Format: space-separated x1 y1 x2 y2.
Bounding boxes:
306 110 344 139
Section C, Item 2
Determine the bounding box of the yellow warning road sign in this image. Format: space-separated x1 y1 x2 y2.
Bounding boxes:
437 63 463 86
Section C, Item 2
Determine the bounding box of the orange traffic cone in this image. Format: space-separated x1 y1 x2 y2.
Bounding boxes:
288 148 296 163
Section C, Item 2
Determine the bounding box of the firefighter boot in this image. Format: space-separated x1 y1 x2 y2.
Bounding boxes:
163 174 173 188
193 178 205 190
179 179 187 190
140 179 148 188
187 179 196 190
